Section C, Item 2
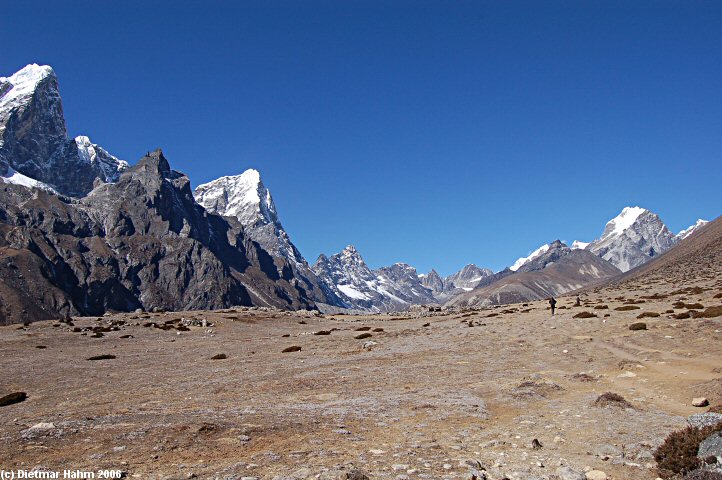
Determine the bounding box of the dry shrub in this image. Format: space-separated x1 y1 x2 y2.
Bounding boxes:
674 311 693 319
655 423 722 478
637 312 661 319
629 322 648 331
594 392 633 408
573 311 597 318
616 305 641 311
594 305 609 310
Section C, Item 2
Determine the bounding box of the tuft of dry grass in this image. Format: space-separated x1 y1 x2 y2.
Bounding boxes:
629 322 648 331
637 312 661 319
573 311 597 319
86 354 116 361
615 305 641 311
594 392 633 408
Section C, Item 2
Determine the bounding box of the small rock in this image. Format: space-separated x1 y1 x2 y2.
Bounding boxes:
585 471 607 480
693 397 710 407
555 466 585 480
282 346 302 353
362 340 378 350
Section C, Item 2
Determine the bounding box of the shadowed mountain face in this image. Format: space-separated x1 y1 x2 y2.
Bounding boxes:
194 170 345 308
0 64 128 196
0 150 316 325
447 242 621 307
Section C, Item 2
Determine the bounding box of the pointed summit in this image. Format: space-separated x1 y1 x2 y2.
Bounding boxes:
0 63 128 196
194 169 343 307
194 168 279 229
587 206 676 272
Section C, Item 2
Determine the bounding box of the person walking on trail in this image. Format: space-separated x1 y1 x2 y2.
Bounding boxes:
549 297 557 315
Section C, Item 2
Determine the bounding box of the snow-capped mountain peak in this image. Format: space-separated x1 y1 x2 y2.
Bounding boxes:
509 243 550 271
601 206 647 238
0 64 57 113
1 63 128 196
677 219 708 241
194 169 279 228
587 206 676 272
571 240 590 250
74 136 129 182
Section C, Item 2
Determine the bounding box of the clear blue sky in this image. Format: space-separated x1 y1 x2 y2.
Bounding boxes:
2 1 720 275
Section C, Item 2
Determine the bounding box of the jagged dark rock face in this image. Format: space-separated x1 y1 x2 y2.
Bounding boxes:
193 170 346 309
0 150 315 325
0 65 127 196
420 269 444 293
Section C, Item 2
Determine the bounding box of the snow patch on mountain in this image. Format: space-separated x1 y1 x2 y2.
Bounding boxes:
571 240 590 250
75 136 129 183
1 167 57 192
677 219 708 241
510 244 550 271
312 246 436 312
603 206 647 238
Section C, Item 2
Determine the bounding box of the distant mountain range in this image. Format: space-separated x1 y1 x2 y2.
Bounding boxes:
0 63 713 322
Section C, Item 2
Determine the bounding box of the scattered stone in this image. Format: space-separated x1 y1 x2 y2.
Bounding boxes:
694 398 711 407
355 326 371 331
362 341 378 350
314 330 332 335
688 413 722 429
282 346 302 353
532 438 543 449
346 469 370 480
573 311 597 319
698 432 722 469
585 471 607 480
629 322 647 331
354 332 372 339
210 353 227 360
0 392 27 407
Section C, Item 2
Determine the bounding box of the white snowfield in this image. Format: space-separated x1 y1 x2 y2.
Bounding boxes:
602 206 646 238
0 167 57 193
75 136 129 179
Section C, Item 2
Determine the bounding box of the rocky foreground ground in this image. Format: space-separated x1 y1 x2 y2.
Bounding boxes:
1 278 721 480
